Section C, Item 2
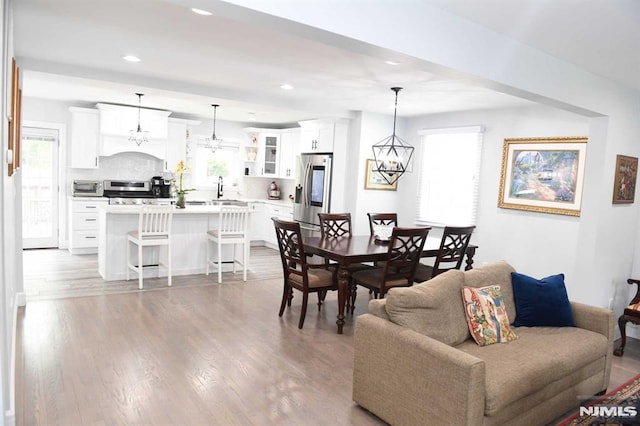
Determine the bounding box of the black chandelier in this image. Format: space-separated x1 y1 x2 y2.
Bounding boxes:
129 93 148 146
371 87 414 185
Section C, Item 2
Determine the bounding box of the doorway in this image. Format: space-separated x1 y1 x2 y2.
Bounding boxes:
21 126 59 249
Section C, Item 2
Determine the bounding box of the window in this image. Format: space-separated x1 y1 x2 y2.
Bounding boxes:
416 126 484 226
192 141 242 189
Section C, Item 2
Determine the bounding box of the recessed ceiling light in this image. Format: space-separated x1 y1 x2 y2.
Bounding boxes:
191 8 213 16
385 60 400 66
123 55 141 62
280 84 294 90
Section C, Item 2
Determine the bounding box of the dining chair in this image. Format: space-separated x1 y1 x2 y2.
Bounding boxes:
206 206 250 283
319 212 372 310
272 217 339 329
367 212 398 237
613 278 640 356
413 225 476 283
126 205 174 289
351 226 431 304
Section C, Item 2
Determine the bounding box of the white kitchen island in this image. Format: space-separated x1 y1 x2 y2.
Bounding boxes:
98 205 250 281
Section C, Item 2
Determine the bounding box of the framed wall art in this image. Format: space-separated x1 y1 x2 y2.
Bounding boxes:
612 154 638 204
498 136 588 216
364 159 397 190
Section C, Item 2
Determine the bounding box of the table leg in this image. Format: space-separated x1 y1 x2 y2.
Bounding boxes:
336 266 349 334
465 246 477 271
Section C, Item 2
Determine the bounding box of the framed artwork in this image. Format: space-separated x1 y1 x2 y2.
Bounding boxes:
498 136 588 216
364 159 397 190
612 154 638 204
7 58 20 176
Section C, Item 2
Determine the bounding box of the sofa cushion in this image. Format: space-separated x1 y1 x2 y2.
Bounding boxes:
511 272 575 327
462 285 518 346
463 260 516 323
456 326 608 416
384 269 470 346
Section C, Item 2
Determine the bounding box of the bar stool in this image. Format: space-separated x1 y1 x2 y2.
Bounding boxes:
126 205 174 289
206 206 250 283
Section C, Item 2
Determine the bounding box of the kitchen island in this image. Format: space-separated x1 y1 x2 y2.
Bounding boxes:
98 205 250 281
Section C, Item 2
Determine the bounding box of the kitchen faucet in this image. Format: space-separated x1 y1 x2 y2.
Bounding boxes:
217 176 223 199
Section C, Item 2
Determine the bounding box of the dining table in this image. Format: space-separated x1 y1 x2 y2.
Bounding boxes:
302 235 478 334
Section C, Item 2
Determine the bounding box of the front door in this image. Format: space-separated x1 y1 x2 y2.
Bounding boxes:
21 127 59 249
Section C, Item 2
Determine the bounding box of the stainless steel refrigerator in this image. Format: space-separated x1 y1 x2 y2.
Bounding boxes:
293 153 333 233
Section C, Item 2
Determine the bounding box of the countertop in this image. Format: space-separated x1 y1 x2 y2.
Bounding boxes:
71 195 293 208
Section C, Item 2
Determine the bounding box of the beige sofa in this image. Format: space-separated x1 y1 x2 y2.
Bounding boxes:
352 261 614 426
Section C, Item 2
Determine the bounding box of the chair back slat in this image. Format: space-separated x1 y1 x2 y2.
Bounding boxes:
367 213 398 236
272 217 310 283
318 213 352 237
218 207 249 234
139 206 173 237
432 225 475 277
383 227 431 285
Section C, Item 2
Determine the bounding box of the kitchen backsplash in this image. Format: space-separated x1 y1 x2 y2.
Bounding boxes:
67 152 295 201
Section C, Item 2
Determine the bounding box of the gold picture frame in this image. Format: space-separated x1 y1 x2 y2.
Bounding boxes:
612 154 638 204
498 136 588 216
365 159 397 190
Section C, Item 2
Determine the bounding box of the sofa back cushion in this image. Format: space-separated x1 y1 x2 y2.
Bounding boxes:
384 269 470 346
463 260 516 323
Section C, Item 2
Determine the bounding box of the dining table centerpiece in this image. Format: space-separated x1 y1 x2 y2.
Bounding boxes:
174 160 194 208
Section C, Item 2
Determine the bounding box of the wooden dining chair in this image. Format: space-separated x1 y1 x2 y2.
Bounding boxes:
367 212 398 237
613 278 640 356
350 227 431 306
319 213 372 311
413 225 476 283
272 217 338 329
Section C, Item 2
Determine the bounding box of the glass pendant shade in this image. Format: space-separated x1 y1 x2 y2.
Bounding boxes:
371 87 414 185
206 104 221 153
129 93 148 146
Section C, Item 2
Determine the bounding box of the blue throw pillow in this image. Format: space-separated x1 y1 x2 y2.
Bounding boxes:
511 272 575 327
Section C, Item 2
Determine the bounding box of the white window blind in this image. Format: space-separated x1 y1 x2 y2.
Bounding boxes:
416 126 484 226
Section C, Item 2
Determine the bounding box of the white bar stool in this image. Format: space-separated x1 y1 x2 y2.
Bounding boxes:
206 206 250 283
126 205 174 289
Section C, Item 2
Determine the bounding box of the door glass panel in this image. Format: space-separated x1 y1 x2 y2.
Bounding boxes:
22 128 59 248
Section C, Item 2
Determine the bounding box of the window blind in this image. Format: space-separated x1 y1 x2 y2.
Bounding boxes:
416 126 484 227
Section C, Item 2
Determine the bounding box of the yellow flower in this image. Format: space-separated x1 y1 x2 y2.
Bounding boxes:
175 160 190 176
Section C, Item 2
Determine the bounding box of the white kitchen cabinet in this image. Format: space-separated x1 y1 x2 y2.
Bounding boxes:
69 107 100 169
299 120 335 153
259 133 280 177
249 202 266 244
263 203 293 248
68 198 108 254
96 103 170 139
279 128 300 179
165 119 188 171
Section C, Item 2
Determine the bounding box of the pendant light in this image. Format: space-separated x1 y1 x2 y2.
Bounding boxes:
206 104 222 153
129 93 148 146
371 87 414 185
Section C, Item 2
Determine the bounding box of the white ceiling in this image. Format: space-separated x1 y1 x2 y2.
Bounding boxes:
13 0 640 125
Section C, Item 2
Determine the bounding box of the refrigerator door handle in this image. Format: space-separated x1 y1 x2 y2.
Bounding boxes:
303 161 312 207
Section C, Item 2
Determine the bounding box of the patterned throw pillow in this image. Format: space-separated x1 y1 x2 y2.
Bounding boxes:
462 285 518 346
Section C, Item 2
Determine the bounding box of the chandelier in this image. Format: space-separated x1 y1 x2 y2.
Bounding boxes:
206 104 222 153
129 93 148 146
371 87 414 185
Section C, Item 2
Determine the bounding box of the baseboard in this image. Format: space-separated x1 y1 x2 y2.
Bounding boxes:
4 293 23 426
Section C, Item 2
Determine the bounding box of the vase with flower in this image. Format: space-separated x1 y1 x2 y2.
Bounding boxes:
174 160 194 208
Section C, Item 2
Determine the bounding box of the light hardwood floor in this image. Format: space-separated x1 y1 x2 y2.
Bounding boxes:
16 248 640 425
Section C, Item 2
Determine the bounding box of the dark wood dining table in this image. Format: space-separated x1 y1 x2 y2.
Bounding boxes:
302 235 478 334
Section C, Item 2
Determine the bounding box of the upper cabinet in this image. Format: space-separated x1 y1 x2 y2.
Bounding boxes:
279 128 301 179
69 107 100 169
299 120 335 153
97 103 171 159
244 128 300 179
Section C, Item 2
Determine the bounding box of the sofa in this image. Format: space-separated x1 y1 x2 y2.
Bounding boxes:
352 261 614 426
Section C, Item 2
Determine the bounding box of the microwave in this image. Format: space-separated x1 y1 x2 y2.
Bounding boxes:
72 180 103 197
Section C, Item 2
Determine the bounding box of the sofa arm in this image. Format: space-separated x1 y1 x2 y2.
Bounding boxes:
367 299 390 320
353 314 486 426
570 301 614 391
